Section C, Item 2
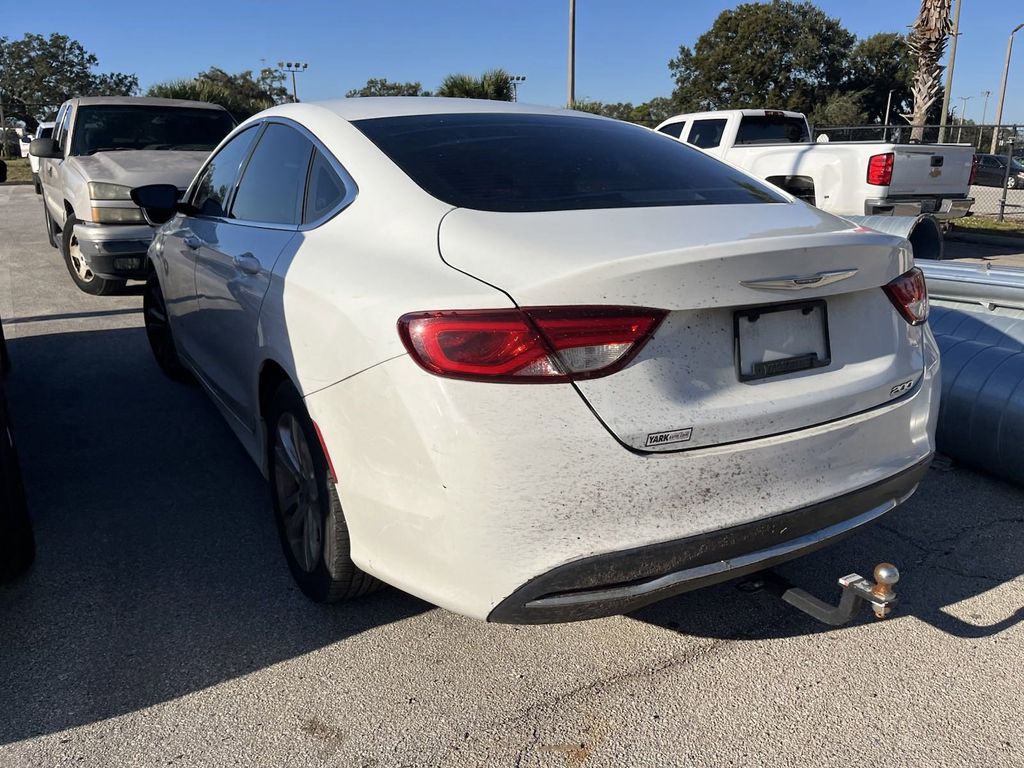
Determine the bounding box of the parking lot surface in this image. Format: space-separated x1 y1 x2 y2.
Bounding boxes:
1 184 1023 767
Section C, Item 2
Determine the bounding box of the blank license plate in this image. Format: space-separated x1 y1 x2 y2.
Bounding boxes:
735 301 831 382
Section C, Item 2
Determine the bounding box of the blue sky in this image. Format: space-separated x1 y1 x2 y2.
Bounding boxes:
5 0 1022 123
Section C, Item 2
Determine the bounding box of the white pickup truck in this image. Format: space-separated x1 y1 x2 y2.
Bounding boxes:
32 96 235 295
655 109 975 221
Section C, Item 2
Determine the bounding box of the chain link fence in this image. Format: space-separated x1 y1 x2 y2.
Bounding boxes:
814 123 1024 220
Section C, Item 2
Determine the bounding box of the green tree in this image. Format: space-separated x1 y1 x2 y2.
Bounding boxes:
847 33 916 124
668 1 855 116
436 69 513 101
0 33 138 130
808 91 867 126
571 97 677 128
148 67 289 121
346 78 429 97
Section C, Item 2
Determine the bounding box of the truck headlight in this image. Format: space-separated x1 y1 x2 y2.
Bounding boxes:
91 207 146 224
88 182 133 200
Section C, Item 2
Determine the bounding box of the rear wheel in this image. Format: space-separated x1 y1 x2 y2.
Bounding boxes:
1009 175 1019 190
32 174 41 195
60 217 126 296
267 382 380 603
143 273 191 382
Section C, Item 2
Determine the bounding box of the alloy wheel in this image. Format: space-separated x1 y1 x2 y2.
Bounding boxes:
68 235 95 283
273 412 322 573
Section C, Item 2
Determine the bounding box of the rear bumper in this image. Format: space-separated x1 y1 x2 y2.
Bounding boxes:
73 222 154 279
488 456 930 623
307 327 940 623
865 196 974 220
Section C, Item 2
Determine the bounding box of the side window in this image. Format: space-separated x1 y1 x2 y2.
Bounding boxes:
231 124 314 225
658 122 686 139
687 119 727 149
303 150 347 224
191 125 259 218
53 106 70 151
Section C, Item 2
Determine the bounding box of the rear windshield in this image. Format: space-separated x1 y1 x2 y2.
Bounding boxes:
353 113 786 213
70 105 236 156
735 116 810 145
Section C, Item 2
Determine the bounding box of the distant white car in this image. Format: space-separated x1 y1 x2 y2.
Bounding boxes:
131 98 939 623
28 122 54 195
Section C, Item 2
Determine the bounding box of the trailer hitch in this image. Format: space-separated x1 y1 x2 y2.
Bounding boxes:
738 563 900 626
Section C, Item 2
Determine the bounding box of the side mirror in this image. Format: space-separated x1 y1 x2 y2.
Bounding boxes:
29 138 62 159
131 184 180 225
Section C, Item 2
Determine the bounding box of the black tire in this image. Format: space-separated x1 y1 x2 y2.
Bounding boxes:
42 203 57 248
0 392 34 583
267 382 380 603
60 216 126 296
32 174 42 195
143 273 192 382
1009 175 1019 190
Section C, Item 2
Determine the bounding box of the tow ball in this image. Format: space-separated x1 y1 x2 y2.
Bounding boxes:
738 563 900 626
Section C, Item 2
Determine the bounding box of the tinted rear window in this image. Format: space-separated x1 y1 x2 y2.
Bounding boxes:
735 116 810 145
353 113 786 213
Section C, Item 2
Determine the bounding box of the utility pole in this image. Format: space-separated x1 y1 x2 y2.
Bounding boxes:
567 0 576 107
883 89 895 142
938 0 963 143
991 22 1024 153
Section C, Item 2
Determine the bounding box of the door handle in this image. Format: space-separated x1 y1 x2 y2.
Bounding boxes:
183 235 202 249
233 253 261 275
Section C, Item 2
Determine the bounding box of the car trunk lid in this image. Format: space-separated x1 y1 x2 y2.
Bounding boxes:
438 203 926 451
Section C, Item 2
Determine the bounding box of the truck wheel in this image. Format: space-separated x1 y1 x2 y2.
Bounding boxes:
32 174 42 195
42 205 57 248
61 217 126 296
267 382 381 603
143 273 191 382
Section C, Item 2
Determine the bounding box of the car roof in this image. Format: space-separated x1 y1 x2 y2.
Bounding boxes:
69 96 228 111
289 97 599 123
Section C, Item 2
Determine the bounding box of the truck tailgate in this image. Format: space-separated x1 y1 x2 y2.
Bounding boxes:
889 145 973 196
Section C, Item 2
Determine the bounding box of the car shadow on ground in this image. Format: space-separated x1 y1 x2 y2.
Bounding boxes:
0 327 429 745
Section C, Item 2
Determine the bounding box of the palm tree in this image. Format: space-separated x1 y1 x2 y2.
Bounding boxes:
906 0 952 141
436 69 514 101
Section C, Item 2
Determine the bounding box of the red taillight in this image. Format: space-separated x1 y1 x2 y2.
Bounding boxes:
398 306 667 383
969 155 979 186
867 152 895 186
882 268 928 326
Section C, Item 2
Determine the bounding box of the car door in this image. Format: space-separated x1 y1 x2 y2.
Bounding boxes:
161 124 261 353
40 105 69 220
189 121 313 431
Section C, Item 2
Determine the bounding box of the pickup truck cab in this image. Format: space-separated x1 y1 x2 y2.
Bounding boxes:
32 97 235 295
656 109 975 221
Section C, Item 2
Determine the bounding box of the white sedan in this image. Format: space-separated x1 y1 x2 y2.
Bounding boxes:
131 98 939 623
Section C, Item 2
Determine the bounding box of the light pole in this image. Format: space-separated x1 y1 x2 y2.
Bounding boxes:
956 95 971 143
980 89 992 151
278 62 308 103
990 22 1024 153
508 75 527 102
567 0 576 107
883 89 895 142
938 0 963 143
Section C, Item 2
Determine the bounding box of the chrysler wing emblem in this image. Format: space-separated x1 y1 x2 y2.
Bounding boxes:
740 268 859 290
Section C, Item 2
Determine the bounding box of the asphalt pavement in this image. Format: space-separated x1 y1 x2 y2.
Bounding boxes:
1 184 1023 767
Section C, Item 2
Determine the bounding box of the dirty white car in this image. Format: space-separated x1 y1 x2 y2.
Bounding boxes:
131 99 940 623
